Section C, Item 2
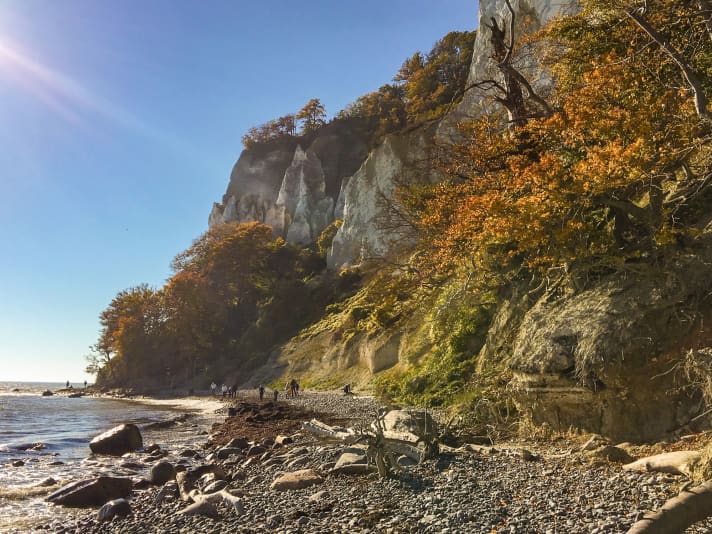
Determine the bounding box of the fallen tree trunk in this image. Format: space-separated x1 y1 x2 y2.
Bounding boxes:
302 419 357 442
623 451 701 478
626 480 712 533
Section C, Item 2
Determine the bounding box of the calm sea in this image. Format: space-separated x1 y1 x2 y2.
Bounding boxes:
0 382 215 532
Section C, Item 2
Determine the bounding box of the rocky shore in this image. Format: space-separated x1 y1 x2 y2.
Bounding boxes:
36 392 712 533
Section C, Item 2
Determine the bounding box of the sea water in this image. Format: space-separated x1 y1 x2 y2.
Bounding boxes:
0 382 217 532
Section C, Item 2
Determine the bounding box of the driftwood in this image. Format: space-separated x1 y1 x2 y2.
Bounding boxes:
191 489 245 515
622 451 701 478
626 480 712 534
302 414 438 478
175 465 227 502
301 419 357 442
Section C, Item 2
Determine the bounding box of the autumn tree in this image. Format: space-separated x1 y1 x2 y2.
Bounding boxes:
394 30 477 122
336 84 407 141
400 0 711 287
90 285 168 384
296 98 327 134
241 113 297 149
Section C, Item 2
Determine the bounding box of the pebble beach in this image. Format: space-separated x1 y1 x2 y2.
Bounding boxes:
25 391 712 533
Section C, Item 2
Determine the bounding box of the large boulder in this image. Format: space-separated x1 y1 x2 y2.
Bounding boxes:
332 448 371 476
89 424 143 456
148 461 176 486
46 476 133 507
382 410 438 441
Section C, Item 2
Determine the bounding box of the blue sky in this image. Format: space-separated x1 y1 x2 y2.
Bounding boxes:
0 0 477 382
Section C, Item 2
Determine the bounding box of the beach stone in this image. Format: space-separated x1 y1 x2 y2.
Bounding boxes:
179 500 220 519
397 455 418 467
275 435 293 446
11 460 24 467
46 476 133 507
247 444 267 457
179 448 198 457
216 447 243 460
97 498 132 522
89 424 143 456
332 451 370 475
226 437 250 449
154 481 178 503
133 478 151 490
144 443 161 453
382 410 438 440
36 477 57 487
270 469 324 491
42 390 53 396
203 480 228 493
309 490 330 502
148 461 177 485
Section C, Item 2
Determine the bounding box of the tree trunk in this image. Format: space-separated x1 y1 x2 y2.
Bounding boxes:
626 480 712 533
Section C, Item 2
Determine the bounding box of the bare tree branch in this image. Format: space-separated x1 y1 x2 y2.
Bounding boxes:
625 7 711 121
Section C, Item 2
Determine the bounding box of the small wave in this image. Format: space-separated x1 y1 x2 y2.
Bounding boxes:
0 485 56 501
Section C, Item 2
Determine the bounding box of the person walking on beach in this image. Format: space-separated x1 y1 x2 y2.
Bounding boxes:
273 389 278 401
84 380 87 389
210 382 217 396
221 384 228 397
66 380 70 388
258 385 265 400
232 383 238 398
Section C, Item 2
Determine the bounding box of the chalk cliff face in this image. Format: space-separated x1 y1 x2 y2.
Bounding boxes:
328 124 437 269
211 0 578 265
209 122 369 245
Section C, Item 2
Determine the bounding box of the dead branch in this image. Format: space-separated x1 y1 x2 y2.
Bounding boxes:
626 479 712 533
625 7 711 121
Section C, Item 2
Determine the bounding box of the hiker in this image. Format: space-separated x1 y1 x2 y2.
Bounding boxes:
232 383 238 398
84 380 87 389
289 378 297 398
273 389 278 401
343 383 351 395
66 380 70 388
285 382 291 399
258 385 265 400
221 384 228 397
210 382 217 396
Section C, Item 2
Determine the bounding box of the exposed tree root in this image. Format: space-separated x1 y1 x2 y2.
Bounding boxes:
622 451 701 478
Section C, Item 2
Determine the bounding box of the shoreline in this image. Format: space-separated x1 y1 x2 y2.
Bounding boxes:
0 392 225 533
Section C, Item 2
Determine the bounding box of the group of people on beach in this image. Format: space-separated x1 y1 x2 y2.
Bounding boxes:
210 381 238 398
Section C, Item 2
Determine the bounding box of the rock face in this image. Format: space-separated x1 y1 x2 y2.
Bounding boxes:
443 0 578 134
479 240 712 442
209 122 369 246
46 476 133 507
89 424 143 456
327 124 437 269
